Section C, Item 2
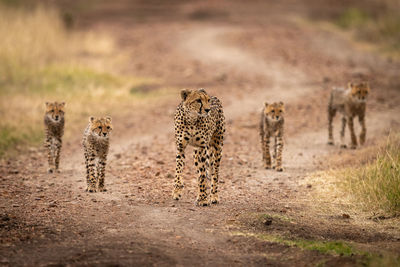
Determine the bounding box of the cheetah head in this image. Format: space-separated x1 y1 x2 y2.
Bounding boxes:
89 116 113 138
181 88 211 118
264 101 284 122
45 101 65 123
349 82 370 103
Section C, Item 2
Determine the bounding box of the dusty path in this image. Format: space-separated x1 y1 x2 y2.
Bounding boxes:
1 1 400 266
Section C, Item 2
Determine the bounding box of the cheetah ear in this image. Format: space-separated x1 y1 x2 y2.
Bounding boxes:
279 101 285 112
105 116 112 123
365 82 370 91
89 116 95 123
60 102 65 107
181 89 191 101
198 88 207 94
45 102 50 107
264 102 269 107
348 82 354 89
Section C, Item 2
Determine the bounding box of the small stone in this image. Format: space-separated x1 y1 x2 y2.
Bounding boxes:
306 184 312 188
342 213 350 219
263 219 272 226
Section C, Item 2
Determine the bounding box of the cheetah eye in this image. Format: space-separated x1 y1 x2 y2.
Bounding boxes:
98 126 102 129
196 99 202 103
107 126 110 129
271 110 275 113
50 109 54 112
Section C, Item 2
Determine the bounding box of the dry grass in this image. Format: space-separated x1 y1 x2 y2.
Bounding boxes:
303 133 400 230
332 134 400 214
0 4 166 157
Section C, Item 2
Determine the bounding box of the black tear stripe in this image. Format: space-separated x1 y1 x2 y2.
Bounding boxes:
199 102 203 114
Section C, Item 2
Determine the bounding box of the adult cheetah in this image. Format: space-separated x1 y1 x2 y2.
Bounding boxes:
172 88 225 206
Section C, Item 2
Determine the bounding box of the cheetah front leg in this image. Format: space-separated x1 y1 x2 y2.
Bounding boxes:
97 155 107 192
194 147 209 206
172 144 186 200
328 107 336 145
274 135 284 172
85 150 97 192
210 133 222 204
359 115 366 145
45 132 54 173
348 116 358 149
262 133 272 169
340 116 347 148
54 137 62 173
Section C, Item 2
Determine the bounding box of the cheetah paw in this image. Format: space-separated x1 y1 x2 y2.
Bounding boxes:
327 140 334 145
275 167 283 172
340 144 347 149
263 164 272 169
172 189 182 200
210 194 219 204
86 186 97 193
98 187 107 192
350 144 357 150
196 198 209 207
47 168 54 174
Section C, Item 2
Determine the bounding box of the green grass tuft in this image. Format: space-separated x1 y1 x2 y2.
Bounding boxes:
336 8 370 29
259 213 292 222
258 234 356 256
232 231 361 256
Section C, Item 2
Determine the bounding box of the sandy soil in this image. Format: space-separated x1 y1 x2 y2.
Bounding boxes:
1 0 399 266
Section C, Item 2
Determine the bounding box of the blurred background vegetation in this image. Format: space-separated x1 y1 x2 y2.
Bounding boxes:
310 0 400 56
0 1 164 157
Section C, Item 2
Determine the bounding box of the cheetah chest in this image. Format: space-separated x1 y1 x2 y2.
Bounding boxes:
182 126 209 147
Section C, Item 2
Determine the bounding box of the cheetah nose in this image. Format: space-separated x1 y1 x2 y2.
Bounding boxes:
103 133 107 137
55 115 59 120
204 109 210 113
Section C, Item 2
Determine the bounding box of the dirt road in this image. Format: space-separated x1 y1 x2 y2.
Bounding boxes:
1 1 399 266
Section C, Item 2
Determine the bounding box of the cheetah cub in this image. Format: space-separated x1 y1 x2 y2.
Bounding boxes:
82 116 113 192
44 101 65 173
260 102 284 171
328 82 370 149
173 89 225 206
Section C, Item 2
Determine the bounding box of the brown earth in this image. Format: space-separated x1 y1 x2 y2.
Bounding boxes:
1 0 400 266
